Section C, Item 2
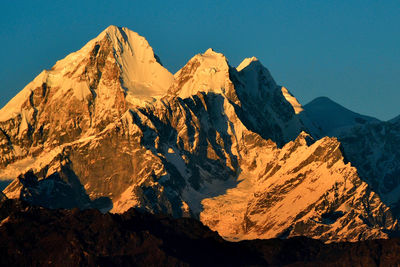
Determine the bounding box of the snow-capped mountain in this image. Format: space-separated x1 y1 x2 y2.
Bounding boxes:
0 26 398 242
0 25 173 170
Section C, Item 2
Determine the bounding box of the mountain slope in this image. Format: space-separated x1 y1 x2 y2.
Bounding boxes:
303 96 380 136
390 114 400 123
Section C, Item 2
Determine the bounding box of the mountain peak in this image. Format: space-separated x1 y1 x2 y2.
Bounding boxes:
309 96 335 104
97 25 144 45
237 56 259 71
0 26 174 123
197 48 227 61
100 26 174 98
102 24 121 33
233 56 278 98
204 48 217 55
99 25 121 36
168 48 231 98
49 25 174 103
304 96 380 135
294 131 314 146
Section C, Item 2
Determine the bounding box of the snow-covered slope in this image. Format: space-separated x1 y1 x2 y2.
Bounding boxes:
168 48 232 98
0 26 398 243
201 133 397 242
303 97 380 136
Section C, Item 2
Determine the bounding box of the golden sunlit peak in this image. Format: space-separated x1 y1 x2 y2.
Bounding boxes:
237 56 259 71
199 48 228 62
204 48 216 54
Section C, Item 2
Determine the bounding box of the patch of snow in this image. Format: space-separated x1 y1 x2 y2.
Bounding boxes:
281 87 304 114
236 56 258 71
0 146 63 181
0 157 37 180
165 147 188 178
111 184 141 213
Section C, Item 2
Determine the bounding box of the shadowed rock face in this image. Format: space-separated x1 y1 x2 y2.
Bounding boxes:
0 192 6 202
336 120 400 216
12 170 112 211
1 200 400 267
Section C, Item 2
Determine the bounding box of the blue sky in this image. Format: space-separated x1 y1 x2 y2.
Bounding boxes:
1 0 399 120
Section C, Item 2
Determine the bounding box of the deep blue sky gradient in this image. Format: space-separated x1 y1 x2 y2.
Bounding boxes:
1 1 399 120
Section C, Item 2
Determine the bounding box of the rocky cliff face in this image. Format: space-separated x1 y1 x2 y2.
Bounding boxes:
0 26 398 242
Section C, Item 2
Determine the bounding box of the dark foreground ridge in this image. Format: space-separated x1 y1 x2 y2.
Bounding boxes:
1 199 400 267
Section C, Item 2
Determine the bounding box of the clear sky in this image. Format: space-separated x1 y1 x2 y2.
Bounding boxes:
1 0 399 120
